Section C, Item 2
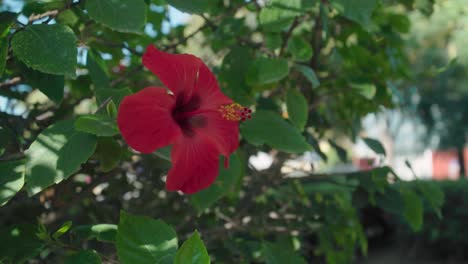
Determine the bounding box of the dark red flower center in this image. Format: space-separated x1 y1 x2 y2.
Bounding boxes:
172 95 206 137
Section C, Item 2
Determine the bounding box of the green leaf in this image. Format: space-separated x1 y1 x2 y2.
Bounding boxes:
402 190 423 231
95 137 122 172
73 224 118 243
52 221 72 239
363 137 386 156
241 110 311 153
87 50 110 91
26 69 65 104
220 46 254 105
0 12 17 38
351 83 376 99
95 88 132 107
262 241 307 264
0 39 7 77
0 224 45 263
295 65 320 88
0 159 25 207
86 0 147 33
116 211 178 264
25 120 97 196
75 115 119 137
11 24 77 77
328 139 347 162
246 58 289 86
287 36 313 62
417 182 444 218
174 231 210 264
166 0 212 14
265 33 282 50
331 0 378 29
65 250 101 264
259 0 302 32
286 89 308 131
191 154 242 211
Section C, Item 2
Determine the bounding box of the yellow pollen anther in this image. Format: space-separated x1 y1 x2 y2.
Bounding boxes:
218 103 251 121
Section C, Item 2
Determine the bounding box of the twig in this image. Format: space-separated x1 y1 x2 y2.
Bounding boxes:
94 96 112 114
0 77 21 89
279 17 300 56
28 0 81 24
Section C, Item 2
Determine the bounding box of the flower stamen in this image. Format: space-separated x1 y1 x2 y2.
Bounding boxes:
219 103 251 121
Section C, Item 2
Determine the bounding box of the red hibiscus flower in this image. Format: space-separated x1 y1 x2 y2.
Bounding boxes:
117 45 250 194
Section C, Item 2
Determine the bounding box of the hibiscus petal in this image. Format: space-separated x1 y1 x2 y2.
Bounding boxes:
166 135 220 194
196 112 239 164
142 45 232 110
117 87 181 153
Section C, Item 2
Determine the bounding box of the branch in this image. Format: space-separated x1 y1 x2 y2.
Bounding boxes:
0 77 21 89
28 0 82 24
279 17 300 56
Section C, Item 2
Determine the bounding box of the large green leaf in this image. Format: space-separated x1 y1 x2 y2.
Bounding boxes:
259 0 302 32
26 69 65 104
402 190 423 231
246 58 289 86
25 120 97 196
0 159 25 207
331 0 378 29
65 250 101 264
166 0 212 14
75 115 119 137
174 231 210 264
262 241 307 264
11 24 77 77
286 89 308 131
241 110 311 153
191 154 242 211
116 211 178 264
86 0 147 33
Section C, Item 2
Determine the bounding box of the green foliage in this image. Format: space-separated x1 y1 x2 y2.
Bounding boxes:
75 115 119 137
241 110 311 153
174 231 210 264
262 241 307 264
363 137 386 156
85 0 147 33
116 211 178 264
25 70 64 104
0 0 449 263
65 250 101 264
0 224 45 263
246 57 290 87
25 120 97 196
11 24 77 77
286 89 309 131
0 159 25 206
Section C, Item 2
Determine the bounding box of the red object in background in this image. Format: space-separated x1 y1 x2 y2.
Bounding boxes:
432 149 460 180
355 157 375 171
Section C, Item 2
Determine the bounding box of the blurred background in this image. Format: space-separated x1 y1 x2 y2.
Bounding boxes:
1 0 468 263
